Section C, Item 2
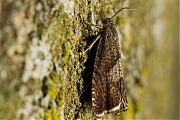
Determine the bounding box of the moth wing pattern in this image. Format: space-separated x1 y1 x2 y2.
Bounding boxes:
91 20 128 117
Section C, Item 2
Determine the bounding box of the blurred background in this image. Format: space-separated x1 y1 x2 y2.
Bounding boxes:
100 0 179 119
117 0 179 119
0 0 179 119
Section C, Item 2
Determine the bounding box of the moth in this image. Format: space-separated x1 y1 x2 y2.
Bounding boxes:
84 7 135 118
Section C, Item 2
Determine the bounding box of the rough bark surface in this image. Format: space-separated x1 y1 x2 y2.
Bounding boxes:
0 0 178 119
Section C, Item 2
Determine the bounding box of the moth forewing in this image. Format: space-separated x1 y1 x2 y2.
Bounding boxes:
85 7 135 118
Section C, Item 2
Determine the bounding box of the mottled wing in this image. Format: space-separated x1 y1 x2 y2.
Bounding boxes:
92 25 128 117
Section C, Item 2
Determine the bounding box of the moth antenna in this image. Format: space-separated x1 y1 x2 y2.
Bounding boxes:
110 7 137 19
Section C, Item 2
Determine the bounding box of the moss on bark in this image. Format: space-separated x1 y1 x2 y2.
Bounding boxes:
2 0 171 119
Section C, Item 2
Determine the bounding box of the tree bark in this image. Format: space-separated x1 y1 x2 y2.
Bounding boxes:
0 0 127 119
0 0 178 119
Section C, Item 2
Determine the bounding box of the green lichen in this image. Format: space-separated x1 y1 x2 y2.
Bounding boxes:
0 0 177 119
3 0 141 119
44 109 52 120
41 0 94 119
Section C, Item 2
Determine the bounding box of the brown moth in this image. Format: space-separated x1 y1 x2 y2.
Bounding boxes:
84 7 135 118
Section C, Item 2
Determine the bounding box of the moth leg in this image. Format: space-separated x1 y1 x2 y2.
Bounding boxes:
84 35 101 53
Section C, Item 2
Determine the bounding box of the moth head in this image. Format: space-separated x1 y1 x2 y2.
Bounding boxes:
102 18 114 27
99 7 136 27
99 11 114 26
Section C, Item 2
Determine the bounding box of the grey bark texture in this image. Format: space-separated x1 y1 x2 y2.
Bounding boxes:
0 0 178 119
